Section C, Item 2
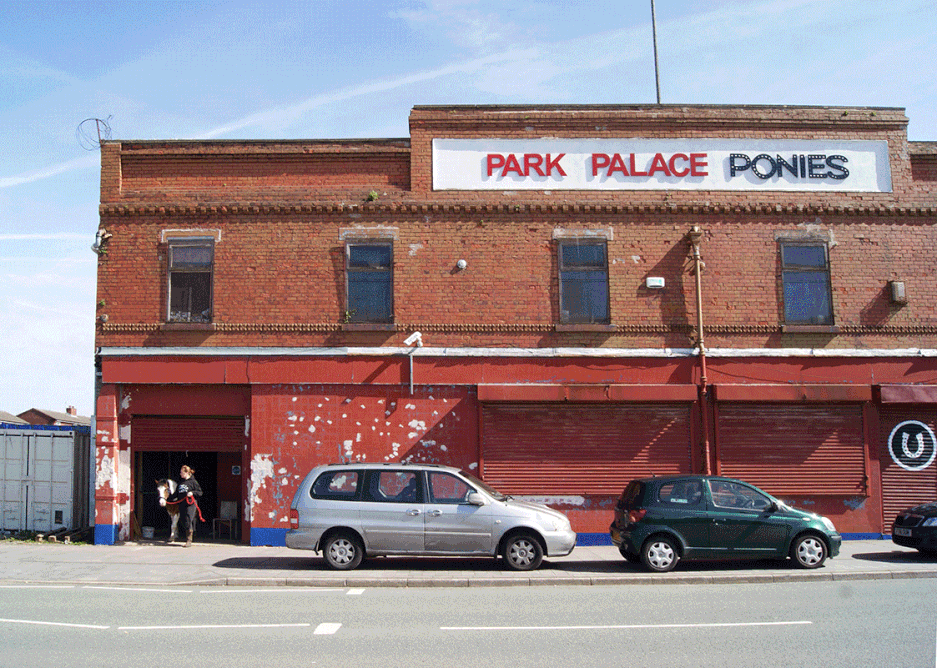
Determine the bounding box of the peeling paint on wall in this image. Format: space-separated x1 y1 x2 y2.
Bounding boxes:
249 454 275 521
96 454 116 491
844 497 866 510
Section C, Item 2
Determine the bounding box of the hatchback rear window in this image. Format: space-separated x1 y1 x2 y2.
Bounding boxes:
658 481 703 506
311 470 361 500
617 481 644 509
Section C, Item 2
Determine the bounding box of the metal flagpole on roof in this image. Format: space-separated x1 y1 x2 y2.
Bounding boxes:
651 0 661 104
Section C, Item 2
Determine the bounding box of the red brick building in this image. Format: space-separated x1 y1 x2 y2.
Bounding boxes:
93 104 937 545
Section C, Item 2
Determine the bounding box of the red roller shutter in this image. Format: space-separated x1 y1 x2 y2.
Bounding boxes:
717 404 866 496
879 408 937 532
132 416 245 452
481 403 692 495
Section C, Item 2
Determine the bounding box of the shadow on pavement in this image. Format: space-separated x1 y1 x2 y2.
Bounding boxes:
851 549 937 564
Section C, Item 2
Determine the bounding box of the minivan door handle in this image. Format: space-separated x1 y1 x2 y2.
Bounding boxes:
406 509 422 516
428 510 442 517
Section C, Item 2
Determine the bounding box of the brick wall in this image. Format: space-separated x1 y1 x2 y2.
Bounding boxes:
95 104 937 352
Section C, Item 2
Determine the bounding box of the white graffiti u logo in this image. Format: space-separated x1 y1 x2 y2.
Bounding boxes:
902 432 926 459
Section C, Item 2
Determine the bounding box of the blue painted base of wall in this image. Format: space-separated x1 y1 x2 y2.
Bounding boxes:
576 532 887 546
247 530 888 549
251 527 288 547
94 524 117 545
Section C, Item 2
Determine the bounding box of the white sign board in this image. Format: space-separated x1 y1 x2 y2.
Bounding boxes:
432 138 891 192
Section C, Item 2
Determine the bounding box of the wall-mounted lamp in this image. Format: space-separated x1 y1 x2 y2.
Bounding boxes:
889 280 908 305
456 259 467 271
404 331 423 395
646 276 665 289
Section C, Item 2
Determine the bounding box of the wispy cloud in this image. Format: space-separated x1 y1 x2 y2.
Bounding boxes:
199 49 536 139
0 154 98 189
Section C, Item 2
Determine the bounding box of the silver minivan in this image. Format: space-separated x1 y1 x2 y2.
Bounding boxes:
286 463 576 570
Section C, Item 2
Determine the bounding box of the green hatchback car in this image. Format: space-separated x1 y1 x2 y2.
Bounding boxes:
610 475 842 572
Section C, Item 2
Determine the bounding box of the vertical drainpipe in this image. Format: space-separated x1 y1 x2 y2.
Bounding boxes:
688 226 711 475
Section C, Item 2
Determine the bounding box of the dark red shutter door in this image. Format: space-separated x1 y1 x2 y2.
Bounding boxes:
132 416 244 452
717 404 866 496
879 408 937 532
481 403 692 495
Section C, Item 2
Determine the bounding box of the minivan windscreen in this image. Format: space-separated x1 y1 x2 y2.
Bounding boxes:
459 470 509 501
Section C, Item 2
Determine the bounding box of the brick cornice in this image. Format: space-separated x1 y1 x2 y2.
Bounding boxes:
97 322 937 336
99 201 937 218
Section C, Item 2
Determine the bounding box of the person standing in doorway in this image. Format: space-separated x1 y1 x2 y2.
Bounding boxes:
169 465 203 547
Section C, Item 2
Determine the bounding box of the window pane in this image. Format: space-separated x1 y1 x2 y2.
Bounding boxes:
560 270 609 323
783 270 832 325
782 245 825 268
348 273 392 322
170 244 213 269
348 244 391 269
561 243 606 268
169 272 212 322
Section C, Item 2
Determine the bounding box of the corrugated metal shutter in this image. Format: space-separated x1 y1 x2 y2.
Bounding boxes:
132 416 245 452
481 403 692 495
880 408 937 532
717 404 866 496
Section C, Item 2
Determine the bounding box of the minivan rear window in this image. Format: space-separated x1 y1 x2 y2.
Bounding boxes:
311 470 361 500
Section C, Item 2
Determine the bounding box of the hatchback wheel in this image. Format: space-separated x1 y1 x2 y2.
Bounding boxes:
642 536 679 572
502 533 543 571
323 532 364 570
791 534 827 569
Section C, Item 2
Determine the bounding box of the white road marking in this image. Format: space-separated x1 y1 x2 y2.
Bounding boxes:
314 623 342 635
442 621 813 631
347 588 365 595
199 588 345 594
0 585 74 589
118 623 312 630
0 618 109 630
85 586 191 593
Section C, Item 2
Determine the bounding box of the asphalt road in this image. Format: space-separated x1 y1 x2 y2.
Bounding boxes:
1 578 934 667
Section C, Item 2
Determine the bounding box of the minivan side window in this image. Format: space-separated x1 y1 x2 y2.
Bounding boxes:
311 470 361 500
428 472 473 504
657 481 703 506
365 470 422 503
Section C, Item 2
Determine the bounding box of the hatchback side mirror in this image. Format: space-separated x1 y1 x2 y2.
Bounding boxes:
466 492 486 506
768 501 779 513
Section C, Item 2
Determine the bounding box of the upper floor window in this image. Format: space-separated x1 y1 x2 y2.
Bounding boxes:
168 238 213 323
346 242 393 323
781 243 833 325
558 239 609 324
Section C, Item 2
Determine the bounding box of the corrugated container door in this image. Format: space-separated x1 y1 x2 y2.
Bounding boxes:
27 432 74 533
879 408 937 533
481 403 692 495
717 404 866 496
132 416 245 452
1 431 26 531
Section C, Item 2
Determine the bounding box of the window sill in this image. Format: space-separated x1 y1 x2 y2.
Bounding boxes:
781 325 841 334
555 323 616 333
161 322 215 331
342 323 397 332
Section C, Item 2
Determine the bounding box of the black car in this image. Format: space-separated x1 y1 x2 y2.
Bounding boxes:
610 475 842 572
892 502 937 555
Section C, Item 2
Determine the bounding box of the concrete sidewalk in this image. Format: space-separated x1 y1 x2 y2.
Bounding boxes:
1 539 935 588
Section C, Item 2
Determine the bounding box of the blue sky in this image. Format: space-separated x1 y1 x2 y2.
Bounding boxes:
1 0 934 417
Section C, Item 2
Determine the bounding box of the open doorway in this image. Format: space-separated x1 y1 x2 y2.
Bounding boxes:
136 451 219 540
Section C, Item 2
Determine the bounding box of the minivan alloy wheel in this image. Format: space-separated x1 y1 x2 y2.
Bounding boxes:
503 534 543 571
323 533 364 570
